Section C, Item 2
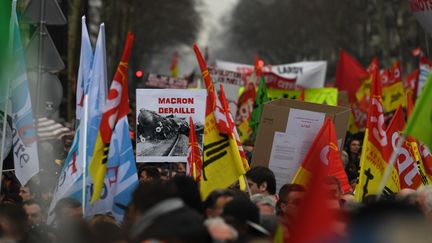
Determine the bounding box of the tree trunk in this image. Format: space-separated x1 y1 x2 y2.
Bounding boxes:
67 0 84 124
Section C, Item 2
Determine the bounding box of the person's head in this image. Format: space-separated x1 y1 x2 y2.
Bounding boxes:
19 179 40 202
341 150 349 167
0 203 28 241
203 190 235 218
325 177 343 199
204 217 238 242
222 198 269 238
23 199 45 226
246 166 276 195
396 188 418 205
139 166 160 183
349 201 430 243
89 213 117 227
416 186 432 222
250 193 276 216
130 180 210 243
92 221 126 243
171 175 203 214
277 183 305 218
349 139 361 155
54 197 83 223
130 180 177 220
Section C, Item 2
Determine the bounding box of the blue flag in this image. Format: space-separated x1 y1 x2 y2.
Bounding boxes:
85 117 138 222
9 0 39 185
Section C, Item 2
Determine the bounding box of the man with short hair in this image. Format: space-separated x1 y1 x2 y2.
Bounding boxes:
54 198 83 224
246 166 276 196
139 166 160 183
203 190 235 218
19 180 40 202
277 183 305 219
23 199 45 226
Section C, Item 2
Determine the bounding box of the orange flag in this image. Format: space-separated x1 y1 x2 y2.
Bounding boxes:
187 117 202 184
292 118 350 193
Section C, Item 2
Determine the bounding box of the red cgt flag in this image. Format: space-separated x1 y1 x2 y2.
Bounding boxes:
187 117 202 184
386 107 425 189
290 119 347 243
292 118 350 193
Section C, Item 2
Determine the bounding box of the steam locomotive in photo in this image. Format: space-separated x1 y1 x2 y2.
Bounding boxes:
136 109 203 143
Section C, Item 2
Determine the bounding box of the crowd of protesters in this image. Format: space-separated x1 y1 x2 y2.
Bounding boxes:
0 131 431 243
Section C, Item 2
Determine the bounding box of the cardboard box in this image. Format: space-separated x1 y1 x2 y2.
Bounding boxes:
251 99 351 170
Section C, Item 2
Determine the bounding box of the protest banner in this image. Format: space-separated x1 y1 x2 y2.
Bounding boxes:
136 89 206 162
209 68 243 116
145 73 189 89
215 60 327 89
409 0 432 37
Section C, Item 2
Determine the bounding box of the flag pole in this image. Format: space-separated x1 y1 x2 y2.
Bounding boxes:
1 0 17 194
0 90 10 195
243 174 252 198
81 93 89 215
376 134 406 199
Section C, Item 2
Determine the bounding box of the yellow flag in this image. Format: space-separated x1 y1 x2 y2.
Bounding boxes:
382 81 406 112
200 113 247 199
354 130 400 201
237 119 252 143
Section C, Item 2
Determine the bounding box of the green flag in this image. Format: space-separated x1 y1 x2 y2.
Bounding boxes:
250 76 268 140
406 71 432 150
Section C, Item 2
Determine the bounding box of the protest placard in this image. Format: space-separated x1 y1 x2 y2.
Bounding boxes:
136 89 206 162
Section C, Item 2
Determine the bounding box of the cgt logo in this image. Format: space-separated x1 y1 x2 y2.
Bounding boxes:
370 98 388 146
319 142 338 165
391 132 420 187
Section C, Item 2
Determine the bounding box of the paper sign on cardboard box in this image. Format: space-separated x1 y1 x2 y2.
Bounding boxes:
251 99 351 189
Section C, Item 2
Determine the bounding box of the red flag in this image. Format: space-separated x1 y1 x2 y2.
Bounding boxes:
380 69 391 86
193 44 216 116
367 57 379 74
390 60 402 83
290 118 346 243
292 118 350 193
254 56 264 77
407 92 414 117
334 50 368 102
386 107 423 189
187 117 202 184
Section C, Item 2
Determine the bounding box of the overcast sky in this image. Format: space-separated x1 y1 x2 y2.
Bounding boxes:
147 0 239 76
